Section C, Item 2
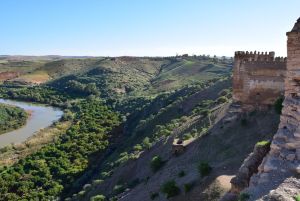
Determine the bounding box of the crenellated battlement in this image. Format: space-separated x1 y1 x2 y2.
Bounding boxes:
242 58 287 64
274 57 287 62
235 51 274 56
235 51 286 63
227 17 300 200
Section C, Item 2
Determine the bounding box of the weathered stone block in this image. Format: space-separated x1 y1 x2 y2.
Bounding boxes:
286 154 296 161
296 149 300 160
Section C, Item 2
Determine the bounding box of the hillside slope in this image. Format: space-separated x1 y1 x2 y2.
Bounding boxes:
71 103 280 201
0 55 234 201
1 56 232 100
51 73 281 201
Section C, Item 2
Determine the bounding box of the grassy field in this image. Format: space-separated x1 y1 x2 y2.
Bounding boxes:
0 58 46 73
13 70 51 84
150 57 231 93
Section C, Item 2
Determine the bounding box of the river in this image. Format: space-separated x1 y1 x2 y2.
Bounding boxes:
0 99 63 148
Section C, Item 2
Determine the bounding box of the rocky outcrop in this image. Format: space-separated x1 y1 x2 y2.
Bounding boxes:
257 178 300 201
230 143 271 194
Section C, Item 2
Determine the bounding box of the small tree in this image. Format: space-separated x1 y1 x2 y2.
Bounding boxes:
178 170 186 177
134 144 143 152
200 109 211 116
150 192 159 200
161 180 180 198
113 184 125 194
78 190 86 197
217 96 228 104
150 156 164 172
183 133 193 140
274 97 284 114
238 193 250 201
198 161 212 177
90 195 106 201
142 137 152 150
184 182 194 193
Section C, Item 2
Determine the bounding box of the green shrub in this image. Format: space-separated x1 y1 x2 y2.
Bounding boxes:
178 170 186 178
92 179 104 186
184 182 194 193
113 184 125 194
200 109 211 116
238 193 250 201
183 133 193 140
109 197 118 201
115 152 130 165
158 128 172 137
274 97 284 114
128 178 140 188
198 161 212 177
78 190 86 197
144 176 150 184
180 116 189 122
256 140 271 147
200 127 209 135
150 192 159 200
294 195 300 201
142 137 152 149
83 183 92 190
90 194 106 201
62 110 74 121
134 144 143 152
217 96 228 104
150 156 164 172
161 180 180 198
100 170 113 178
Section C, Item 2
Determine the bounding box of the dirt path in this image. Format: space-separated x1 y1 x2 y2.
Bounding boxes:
216 175 234 190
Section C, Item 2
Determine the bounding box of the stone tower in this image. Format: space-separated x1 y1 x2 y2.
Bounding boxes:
243 18 300 200
232 51 286 111
274 17 300 171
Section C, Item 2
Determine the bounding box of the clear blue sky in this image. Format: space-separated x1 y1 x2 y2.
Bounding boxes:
1 0 299 57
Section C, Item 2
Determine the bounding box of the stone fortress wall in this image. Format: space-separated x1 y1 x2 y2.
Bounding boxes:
233 51 287 110
233 18 300 200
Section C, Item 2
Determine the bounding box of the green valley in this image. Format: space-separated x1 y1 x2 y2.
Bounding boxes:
1 2 299 201
0 56 273 200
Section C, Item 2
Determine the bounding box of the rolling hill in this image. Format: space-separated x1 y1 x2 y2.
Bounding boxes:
0 55 243 201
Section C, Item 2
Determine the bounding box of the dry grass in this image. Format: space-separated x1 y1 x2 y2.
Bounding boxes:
13 70 51 84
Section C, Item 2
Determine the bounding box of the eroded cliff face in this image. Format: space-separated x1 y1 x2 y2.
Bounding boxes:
240 18 300 201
